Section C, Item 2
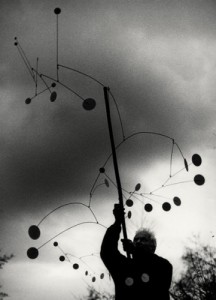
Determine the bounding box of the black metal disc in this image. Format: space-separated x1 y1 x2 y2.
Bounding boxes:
54 8 61 14
25 98 31 104
194 174 205 185
59 256 65 262
192 154 202 166
50 91 57 102
126 199 133 207
144 203 153 212
184 159 189 172
82 98 96 111
135 183 141 191
28 225 40 240
27 247 39 259
73 263 79 270
162 202 171 211
173 197 181 206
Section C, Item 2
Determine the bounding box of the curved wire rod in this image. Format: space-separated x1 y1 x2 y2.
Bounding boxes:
91 183 106 195
174 141 186 159
38 202 97 226
164 180 193 188
58 64 105 87
103 132 181 168
32 68 51 92
149 185 164 194
79 253 100 260
104 173 129 200
40 74 85 101
162 176 173 187
57 244 71 262
154 161 192 190
30 86 50 100
49 65 126 144
136 194 160 204
89 172 101 201
129 193 144 203
17 41 35 79
16 43 35 83
147 193 171 201
88 206 99 224
37 221 107 250
66 253 96 273
88 132 185 208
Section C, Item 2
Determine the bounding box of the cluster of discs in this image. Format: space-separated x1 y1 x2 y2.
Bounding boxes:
53 241 105 283
126 196 181 214
23 78 96 110
27 226 105 282
125 154 204 215
24 85 96 110
27 225 41 259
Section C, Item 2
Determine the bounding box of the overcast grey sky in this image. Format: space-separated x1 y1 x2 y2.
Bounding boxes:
1 0 216 299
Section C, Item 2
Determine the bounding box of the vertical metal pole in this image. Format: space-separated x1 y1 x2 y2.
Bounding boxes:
103 86 130 259
56 13 59 81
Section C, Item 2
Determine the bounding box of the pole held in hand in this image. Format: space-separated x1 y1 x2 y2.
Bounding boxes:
103 86 130 259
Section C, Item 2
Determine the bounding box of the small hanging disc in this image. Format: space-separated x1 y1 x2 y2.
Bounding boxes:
192 154 202 166
27 247 39 259
135 183 141 191
54 8 61 14
184 159 189 172
162 202 171 211
28 225 40 240
73 263 79 270
144 203 153 212
53 241 58 247
83 98 96 111
173 197 181 206
126 199 133 207
194 174 205 185
25 98 31 104
104 179 109 187
59 256 65 262
50 91 57 102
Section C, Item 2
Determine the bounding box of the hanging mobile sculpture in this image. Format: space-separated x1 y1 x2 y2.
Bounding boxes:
15 7 205 285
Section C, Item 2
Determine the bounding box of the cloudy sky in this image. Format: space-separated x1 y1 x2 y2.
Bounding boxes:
1 0 216 299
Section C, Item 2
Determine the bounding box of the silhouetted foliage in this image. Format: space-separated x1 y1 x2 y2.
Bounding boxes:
82 287 114 300
171 242 216 300
0 250 13 300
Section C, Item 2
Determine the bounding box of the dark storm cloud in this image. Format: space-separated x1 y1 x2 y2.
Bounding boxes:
1 0 216 216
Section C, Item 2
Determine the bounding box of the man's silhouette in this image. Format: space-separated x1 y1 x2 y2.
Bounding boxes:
100 204 172 300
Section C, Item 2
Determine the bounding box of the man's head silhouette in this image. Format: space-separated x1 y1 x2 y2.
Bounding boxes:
133 228 157 255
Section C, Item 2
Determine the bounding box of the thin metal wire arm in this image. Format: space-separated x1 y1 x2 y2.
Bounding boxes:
40 74 85 101
58 64 105 87
38 221 107 250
